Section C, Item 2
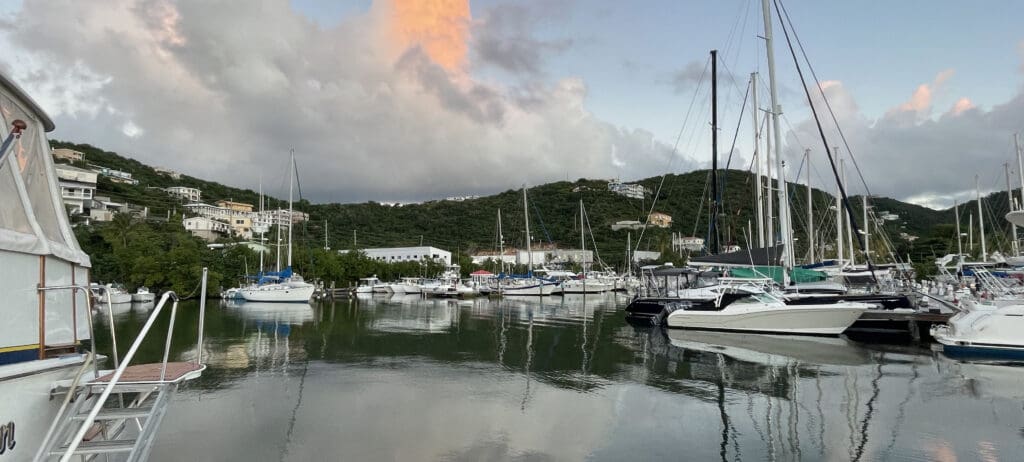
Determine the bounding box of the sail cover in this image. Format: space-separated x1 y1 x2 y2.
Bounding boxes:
688 245 783 268
0 73 90 266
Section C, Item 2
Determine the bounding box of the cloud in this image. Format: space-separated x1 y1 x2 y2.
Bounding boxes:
949 97 975 116
471 1 573 76
781 76 1023 209
886 69 954 123
0 0 680 203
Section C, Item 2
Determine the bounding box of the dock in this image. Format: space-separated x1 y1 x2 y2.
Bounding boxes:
848 309 953 342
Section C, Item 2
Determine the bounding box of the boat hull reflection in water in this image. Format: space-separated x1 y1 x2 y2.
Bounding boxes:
88 295 1024 461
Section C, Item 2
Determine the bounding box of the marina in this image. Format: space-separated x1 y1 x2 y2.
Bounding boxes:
2 0 1024 460
99 295 1024 461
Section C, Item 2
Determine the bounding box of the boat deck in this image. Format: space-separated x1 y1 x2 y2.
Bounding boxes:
93 362 204 383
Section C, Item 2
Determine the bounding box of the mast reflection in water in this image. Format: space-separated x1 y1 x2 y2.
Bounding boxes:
91 295 1024 461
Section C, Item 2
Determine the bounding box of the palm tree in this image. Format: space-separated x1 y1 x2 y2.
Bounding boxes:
109 213 134 248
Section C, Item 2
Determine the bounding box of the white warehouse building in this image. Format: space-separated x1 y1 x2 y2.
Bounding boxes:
346 246 452 265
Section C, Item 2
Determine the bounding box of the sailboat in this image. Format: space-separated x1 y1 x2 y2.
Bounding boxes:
498 187 559 296
561 200 612 294
240 150 315 303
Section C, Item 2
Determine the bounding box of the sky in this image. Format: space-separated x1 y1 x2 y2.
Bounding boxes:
1 0 1023 209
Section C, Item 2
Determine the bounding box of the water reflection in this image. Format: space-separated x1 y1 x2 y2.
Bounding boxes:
88 296 1024 461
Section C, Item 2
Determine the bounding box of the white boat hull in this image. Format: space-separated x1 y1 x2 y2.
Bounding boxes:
560 281 613 294
131 293 155 303
99 293 132 304
240 282 315 302
666 304 868 335
0 355 91 461
499 282 559 296
931 305 1024 359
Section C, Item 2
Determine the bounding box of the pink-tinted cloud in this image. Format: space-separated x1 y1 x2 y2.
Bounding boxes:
887 69 955 120
950 97 975 116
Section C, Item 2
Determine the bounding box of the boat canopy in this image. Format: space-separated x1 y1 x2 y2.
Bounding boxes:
0 74 90 266
688 245 783 268
729 266 827 285
249 266 294 284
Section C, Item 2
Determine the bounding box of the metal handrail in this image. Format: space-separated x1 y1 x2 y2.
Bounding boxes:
36 284 100 376
31 351 94 462
105 288 121 368
58 267 209 461
159 298 179 381
58 290 177 462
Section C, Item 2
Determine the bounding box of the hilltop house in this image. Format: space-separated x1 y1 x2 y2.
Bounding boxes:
648 212 672 228
166 186 201 202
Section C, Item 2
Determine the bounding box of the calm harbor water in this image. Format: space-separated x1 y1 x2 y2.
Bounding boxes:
95 295 1024 461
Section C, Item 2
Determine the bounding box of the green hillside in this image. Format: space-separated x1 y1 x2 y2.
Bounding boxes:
55 140 1018 282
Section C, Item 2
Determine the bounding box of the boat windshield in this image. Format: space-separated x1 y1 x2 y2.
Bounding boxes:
731 292 780 305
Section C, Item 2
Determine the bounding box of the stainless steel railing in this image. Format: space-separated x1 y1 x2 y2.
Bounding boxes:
56 267 209 461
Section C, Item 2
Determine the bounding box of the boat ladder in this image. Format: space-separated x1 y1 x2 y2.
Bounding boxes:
35 270 210 462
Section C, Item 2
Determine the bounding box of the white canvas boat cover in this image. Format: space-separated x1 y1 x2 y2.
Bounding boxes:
0 73 90 266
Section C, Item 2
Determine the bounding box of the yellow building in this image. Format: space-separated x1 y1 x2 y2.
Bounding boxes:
215 200 254 213
648 212 672 228
228 216 253 239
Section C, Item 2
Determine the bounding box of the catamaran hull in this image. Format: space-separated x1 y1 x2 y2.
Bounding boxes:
239 284 315 302
666 306 867 335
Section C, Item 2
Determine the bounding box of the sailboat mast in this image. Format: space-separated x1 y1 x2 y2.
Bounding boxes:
498 208 504 274
580 199 588 288
1006 162 1019 256
762 0 792 269
969 212 974 254
834 147 844 263
709 49 720 254
954 200 963 257
1016 133 1024 255
287 149 294 268
626 232 631 277
276 208 282 272
843 159 854 264
765 109 774 247
977 174 987 261
523 186 533 273
751 72 764 248
805 148 813 263
862 195 870 260
259 180 264 272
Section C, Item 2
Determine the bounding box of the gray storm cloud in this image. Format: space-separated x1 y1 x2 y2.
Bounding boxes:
0 0 683 202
